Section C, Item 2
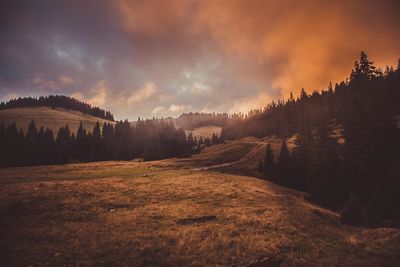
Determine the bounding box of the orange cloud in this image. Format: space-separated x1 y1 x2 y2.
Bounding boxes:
117 0 400 101
2 0 399 118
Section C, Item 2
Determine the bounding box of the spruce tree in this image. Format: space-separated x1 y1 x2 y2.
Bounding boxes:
350 51 377 82
26 120 39 165
92 121 101 160
263 144 276 180
276 141 291 186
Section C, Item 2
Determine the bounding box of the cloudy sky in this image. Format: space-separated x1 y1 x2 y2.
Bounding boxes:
1 0 400 120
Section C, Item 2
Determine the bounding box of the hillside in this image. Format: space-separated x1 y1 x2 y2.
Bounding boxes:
184 125 222 140
0 95 114 120
0 106 221 138
0 106 113 134
1 158 399 266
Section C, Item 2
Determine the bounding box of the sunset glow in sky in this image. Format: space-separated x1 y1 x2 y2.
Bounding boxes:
1 0 400 119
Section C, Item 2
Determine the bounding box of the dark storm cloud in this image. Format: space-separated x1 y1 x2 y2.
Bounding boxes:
0 1 122 91
1 0 400 119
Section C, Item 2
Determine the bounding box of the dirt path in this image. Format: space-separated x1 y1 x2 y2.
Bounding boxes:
193 137 295 171
193 141 268 171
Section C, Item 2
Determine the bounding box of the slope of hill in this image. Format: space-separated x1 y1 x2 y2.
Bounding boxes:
185 125 222 140
0 106 113 134
167 135 296 174
0 95 114 120
0 160 399 266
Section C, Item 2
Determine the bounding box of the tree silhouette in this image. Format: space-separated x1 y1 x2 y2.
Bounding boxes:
263 144 276 180
276 141 291 186
350 51 377 82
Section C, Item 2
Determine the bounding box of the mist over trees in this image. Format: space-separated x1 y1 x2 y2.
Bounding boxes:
0 119 199 167
0 95 114 121
256 52 400 227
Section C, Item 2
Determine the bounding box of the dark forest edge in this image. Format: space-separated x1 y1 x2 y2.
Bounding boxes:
0 118 223 168
253 52 400 228
0 95 115 121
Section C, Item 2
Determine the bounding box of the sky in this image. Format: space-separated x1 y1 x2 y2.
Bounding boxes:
1 0 400 120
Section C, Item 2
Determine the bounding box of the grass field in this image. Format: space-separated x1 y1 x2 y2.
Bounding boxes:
0 107 113 134
1 146 399 266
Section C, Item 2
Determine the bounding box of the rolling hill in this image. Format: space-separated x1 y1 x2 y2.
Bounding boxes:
184 125 222 140
0 106 222 139
0 106 114 134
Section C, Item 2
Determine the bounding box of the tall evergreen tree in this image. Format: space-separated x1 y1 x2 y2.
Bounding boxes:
56 125 71 163
276 141 291 186
26 120 39 164
263 144 276 180
91 121 101 160
350 51 377 82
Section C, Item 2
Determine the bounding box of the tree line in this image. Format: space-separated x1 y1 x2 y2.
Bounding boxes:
255 52 400 227
0 118 224 167
0 95 114 121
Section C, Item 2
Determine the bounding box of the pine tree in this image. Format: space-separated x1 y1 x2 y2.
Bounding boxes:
276 141 291 186
37 126 45 164
26 120 39 165
263 144 276 180
328 82 333 93
291 127 314 190
300 88 308 100
289 92 294 102
93 121 101 140
43 128 55 164
211 133 219 144
198 137 204 146
309 121 344 205
350 51 377 82
75 121 87 160
92 121 101 160
187 132 194 149
56 125 71 163
102 122 116 159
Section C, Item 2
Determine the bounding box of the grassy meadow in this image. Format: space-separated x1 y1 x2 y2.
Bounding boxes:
0 107 113 134
1 155 399 266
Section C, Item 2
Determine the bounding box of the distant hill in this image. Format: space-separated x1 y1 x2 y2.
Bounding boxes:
184 125 222 140
175 112 229 129
0 95 114 121
0 106 113 134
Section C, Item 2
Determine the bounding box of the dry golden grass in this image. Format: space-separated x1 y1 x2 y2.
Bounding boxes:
0 107 113 134
0 159 399 266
